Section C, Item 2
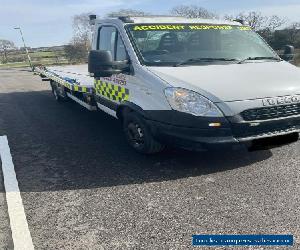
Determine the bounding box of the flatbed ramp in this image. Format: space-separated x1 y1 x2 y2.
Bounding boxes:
35 64 97 111
35 64 94 93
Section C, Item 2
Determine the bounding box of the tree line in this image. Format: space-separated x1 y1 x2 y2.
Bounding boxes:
0 40 16 64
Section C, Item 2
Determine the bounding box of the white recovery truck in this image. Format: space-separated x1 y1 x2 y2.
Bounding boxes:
35 15 300 154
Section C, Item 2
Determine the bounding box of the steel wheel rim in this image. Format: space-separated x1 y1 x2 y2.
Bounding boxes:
127 122 144 147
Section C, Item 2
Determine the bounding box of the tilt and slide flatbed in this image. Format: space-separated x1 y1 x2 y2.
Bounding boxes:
33 16 300 154
34 62 300 153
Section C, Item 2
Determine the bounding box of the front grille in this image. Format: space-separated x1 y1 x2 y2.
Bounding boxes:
241 103 300 121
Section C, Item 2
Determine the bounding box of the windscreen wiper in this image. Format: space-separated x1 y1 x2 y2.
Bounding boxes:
174 58 238 67
238 56 282 64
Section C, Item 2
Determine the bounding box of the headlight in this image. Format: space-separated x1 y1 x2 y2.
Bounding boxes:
164 87 223 117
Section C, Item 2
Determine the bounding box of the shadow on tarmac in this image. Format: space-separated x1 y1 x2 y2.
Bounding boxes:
0 90 273 192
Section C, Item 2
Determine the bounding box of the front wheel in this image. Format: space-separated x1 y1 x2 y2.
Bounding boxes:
123 112 165 154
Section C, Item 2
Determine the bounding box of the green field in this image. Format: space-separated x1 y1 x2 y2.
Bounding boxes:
0 50 69 68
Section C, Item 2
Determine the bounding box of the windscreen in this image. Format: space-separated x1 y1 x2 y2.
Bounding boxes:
126 24 278 66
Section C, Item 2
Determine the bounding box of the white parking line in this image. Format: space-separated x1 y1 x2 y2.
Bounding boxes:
0 136 34 250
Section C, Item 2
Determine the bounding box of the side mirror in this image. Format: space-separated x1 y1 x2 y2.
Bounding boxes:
88 50 129 77
281 45 295 62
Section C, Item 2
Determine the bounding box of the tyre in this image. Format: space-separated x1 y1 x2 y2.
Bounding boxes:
52 87 61 101
123 111 165 154
50 82 67 102
50 82 61 102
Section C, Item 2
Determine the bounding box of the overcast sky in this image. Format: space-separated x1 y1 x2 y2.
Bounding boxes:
1 0 300 48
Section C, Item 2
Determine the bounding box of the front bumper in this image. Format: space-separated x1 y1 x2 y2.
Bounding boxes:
144 111 300 151
147 119 240 151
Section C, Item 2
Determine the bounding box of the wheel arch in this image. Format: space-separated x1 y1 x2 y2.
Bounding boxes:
116 101 147 122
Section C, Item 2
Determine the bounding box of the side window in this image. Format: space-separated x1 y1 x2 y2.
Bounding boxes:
98 26 117 58
98 26 128 61
116 33 127 61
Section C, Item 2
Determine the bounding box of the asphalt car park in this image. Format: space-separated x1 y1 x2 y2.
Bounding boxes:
0 68 299 249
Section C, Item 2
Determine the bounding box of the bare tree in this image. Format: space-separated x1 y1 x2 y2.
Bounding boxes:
171 5 218 19
285 22 300 45
107 9 148 17
224 11 286 31
72 12 93 51
0 39 16 64
226 12 266 30
64 44 88 63
70 12 95 62
267 15 287 31
259 15 287 45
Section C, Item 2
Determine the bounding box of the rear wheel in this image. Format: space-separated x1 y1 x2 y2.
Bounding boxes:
123 111 165 154
52 86 60 101
50 82 67 102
